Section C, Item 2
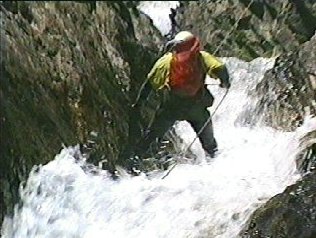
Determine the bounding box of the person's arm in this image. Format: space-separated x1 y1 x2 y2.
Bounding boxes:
132 53 172 107
147 52 172 91
200 51 231 89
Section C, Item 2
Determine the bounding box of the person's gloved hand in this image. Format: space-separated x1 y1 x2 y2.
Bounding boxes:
219 81 231 89
131 102 140 109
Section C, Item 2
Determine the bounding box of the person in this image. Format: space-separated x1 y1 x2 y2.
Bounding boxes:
132 31 231 159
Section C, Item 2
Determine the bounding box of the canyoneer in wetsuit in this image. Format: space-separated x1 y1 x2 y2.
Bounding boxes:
133 31 231 158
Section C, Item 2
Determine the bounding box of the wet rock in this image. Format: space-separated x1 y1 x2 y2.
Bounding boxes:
249 32 316 170
0 1 161 223
297 132 316 174
247 50 315 130
238 29 316 238
176 0 316 60
241 170 316 238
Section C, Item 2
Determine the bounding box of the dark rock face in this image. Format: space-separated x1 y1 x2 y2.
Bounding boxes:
239 32 316 238
242 33 316 131
250 32 316 175
177 0 316 60
241 170 316 238
0 1 161 223
297 131 316 174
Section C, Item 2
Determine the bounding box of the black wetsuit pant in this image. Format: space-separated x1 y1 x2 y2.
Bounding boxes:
136 89 218 157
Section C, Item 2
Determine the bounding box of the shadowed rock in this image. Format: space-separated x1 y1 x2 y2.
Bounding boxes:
0 1 162 223
241 170 316 238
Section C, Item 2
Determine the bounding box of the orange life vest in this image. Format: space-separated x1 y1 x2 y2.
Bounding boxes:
169 37 205 97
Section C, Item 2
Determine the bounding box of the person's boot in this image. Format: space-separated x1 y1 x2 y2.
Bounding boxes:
203 137 218 159
206 147 218 158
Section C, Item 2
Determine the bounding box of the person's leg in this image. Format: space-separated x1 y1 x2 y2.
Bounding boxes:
187 109 218 157
134 107 176 157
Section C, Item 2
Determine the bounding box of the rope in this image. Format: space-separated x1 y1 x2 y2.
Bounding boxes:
182 88 229 156
161 88 228 179
132 77 149 107
161 0 255 179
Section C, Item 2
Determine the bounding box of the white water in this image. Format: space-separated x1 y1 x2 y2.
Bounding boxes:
2 2 316 238
3 57 316 238
138 1 180 35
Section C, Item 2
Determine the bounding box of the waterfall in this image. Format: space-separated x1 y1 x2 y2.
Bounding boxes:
3 56 316 238
137 1 180 36
2 2 316 238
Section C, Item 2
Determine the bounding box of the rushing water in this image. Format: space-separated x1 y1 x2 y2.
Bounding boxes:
2 2 316 238
137 1 180 36
3 55 316 238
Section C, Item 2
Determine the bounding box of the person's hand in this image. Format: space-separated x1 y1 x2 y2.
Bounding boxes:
131 102 139 109
219 81 231 89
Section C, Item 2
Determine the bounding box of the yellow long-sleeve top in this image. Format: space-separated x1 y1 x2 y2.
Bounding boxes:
147 51 228 91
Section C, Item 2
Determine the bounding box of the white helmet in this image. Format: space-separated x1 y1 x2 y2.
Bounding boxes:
173 31 195 42
164 31 195 51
